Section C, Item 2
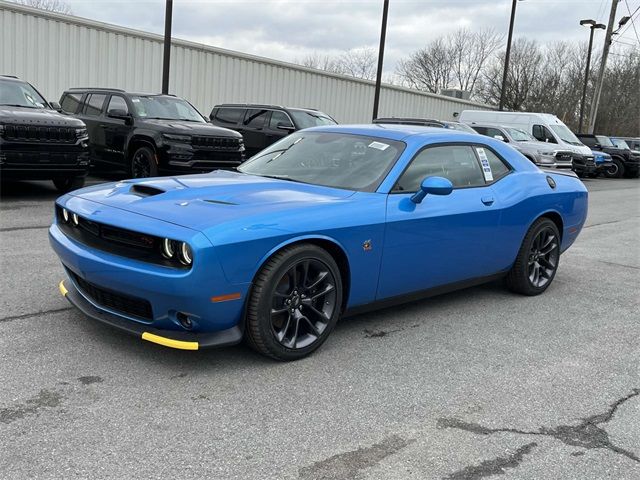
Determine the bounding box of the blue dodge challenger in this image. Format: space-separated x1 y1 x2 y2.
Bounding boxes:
50 124 588 360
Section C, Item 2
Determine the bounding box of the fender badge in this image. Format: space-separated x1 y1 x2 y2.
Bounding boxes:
363 239 372 252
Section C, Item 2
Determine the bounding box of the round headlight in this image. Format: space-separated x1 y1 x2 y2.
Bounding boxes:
62 208 70 223
161 238 176 259
179 242 192 266
71 213 80 226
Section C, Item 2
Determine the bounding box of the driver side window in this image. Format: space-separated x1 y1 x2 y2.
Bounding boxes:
532 125 557 143
394 145 485 192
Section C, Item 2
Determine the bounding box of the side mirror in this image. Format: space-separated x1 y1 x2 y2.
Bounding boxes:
593 143 601 149
277 122 295 132
493 134 506 142
49 101 61 111
108 109 132 124
410 176 453 204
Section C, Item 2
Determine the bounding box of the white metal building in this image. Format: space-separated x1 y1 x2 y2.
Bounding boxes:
0 1 492 123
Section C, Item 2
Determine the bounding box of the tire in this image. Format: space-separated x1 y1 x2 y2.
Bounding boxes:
129 146 159 178
506 217 560 296
604 158 625 179
52 176 85 193
245 244 343 361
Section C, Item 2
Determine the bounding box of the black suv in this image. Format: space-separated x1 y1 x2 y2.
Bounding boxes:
373 117 478 134
575 133 640 178
210 104 336 157
0 76 89 192
59 88 244 178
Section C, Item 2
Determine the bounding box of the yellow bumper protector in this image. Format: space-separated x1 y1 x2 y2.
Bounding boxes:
141 332 199 350
59 280 68 296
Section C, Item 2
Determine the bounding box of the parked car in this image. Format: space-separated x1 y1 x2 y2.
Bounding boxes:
0 75 89 192
209 104 336 157
575 133 640 178
373 117 477 133
59 88 244 178
591 150 614 177
466 123 565 169
611 137 640 151
609 137 640 154
459 111 595 171
51 125 587 360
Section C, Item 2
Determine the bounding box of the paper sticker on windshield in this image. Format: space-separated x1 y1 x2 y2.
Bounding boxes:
132 98 140 103
368 141 389 151
475 147 494 182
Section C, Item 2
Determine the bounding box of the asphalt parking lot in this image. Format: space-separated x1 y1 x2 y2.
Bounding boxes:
1 176 638 479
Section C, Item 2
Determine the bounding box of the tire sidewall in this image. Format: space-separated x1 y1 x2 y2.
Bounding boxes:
604 158 624 178
523 219 560 294
130 146 159 178
251 246 343 360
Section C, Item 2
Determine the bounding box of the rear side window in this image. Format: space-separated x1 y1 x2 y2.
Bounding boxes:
60 93 82 113
394 145 486 192
243 109 269 129
473 146 510 181
214 107 244 125
83 94 106 116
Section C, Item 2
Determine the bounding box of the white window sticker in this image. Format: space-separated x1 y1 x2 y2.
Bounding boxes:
476 147 493 181
132 98 140 103
368 141 389 151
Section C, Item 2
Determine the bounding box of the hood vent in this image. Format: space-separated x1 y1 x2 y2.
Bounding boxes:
130 184 166 197
203 199 237 206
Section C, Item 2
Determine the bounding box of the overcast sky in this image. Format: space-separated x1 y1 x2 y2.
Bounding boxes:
62 0 639 72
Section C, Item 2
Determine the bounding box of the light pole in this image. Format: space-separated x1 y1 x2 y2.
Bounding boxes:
578 20 605 133
161 0 173 94
499 0 524 111
372 0 389 121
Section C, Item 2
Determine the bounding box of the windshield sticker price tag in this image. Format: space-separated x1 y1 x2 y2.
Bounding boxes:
368 141 389 151
132 98 140 103
476 147 494 182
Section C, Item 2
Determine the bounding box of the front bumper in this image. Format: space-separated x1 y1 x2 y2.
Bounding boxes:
159 140 244 174
59 280 242 349
0 143 90 179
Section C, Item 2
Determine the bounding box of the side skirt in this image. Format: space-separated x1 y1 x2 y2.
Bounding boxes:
343 272 508 318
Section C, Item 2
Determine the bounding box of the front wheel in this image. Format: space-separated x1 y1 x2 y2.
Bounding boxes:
53 176 85 193
129 146 159 178
245 244 343 361
506 218 560 296
604 158 624 178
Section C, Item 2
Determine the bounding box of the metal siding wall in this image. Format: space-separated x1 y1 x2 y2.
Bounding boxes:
1 1 493 122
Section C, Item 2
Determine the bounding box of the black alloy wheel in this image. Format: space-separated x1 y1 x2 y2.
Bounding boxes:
604 158 624 179
130 146 158 178
246 244 343 361
506 217 560 295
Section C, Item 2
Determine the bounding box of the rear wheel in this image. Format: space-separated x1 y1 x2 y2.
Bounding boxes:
53 176 85 193
506 218 560 296
129 146 158 178
604 158 624 178
245 244 343 361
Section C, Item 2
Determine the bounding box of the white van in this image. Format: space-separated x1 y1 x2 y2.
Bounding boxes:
459 110 593 157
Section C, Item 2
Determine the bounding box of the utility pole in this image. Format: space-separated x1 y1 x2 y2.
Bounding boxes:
161 0 173 94
499 0 519 111
587 0 619 134
372 0 389 121
578 20 605 133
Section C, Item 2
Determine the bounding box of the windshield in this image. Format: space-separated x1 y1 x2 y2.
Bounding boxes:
130 96 205 122
610 138 630 149
289 110 336 129
443 122 476 133
238 131 405 192
549 124 582 145
505 127 534 142
595 135 615 147
0 79 48 109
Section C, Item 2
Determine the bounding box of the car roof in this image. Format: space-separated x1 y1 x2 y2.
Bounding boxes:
65 88 176 97
215 104 328 114
305 123 478 141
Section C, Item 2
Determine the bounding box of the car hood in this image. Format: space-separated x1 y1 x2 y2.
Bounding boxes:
70 170 356 231
0 106 85 127
137 119 241 137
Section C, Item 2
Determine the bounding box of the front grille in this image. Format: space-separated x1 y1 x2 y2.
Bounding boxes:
555 152 573 163
3 124 77 143
69 270 153 321
191 136 242 150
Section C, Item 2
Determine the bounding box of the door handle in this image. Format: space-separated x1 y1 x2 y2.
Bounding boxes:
481 196 495 206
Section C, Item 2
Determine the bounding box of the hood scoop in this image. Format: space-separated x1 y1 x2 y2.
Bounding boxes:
130 184 166 197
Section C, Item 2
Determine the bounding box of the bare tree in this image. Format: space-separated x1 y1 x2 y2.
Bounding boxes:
15 0 72 14
337 47 377 81
297 52 344 75
395 38 452 93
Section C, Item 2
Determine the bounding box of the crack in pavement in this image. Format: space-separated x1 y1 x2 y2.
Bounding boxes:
583 216 639 229
0 307 73 323
444 442 538 480
298 434 415 479
594 259 640 270
438 389 640 466
0 225 50 233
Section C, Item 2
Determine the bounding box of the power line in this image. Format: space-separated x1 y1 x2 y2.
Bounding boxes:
624 0 640 46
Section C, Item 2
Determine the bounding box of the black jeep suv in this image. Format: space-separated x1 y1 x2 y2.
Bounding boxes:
575 133 640 178
59 88 244 178
210 104 336 157
1 76 89 192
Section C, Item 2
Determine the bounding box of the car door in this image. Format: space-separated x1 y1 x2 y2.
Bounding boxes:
377 144 508 300
264 110 294 148
79 93 108 165
101 94 131 167
241 109 270 156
